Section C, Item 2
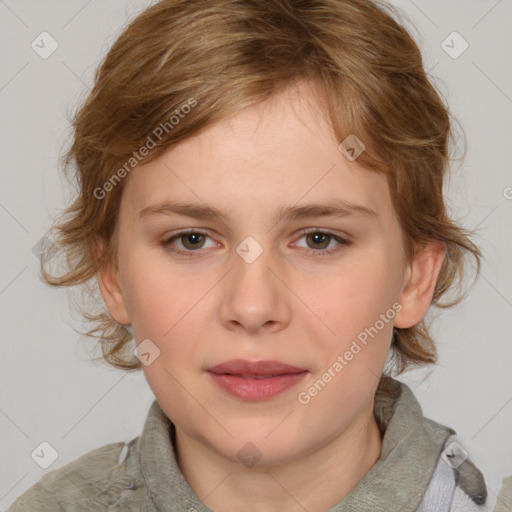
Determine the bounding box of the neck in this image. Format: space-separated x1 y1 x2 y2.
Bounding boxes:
174 403 383 512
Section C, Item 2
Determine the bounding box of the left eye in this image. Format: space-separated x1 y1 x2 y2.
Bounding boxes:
162 229 350 257
291 229 350 256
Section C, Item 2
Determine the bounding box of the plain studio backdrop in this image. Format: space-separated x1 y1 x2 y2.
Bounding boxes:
0 0 511 509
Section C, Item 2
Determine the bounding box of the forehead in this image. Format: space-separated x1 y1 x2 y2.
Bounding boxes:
122 81 392 224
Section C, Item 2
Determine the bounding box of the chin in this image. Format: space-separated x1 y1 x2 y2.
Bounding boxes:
223 431 305 467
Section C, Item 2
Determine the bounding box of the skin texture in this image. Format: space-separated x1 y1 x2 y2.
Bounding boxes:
98 80 446 512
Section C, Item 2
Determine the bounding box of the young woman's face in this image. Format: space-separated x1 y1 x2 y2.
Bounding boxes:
105 81 414 466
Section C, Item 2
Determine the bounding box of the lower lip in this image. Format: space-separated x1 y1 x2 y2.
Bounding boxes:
208 371 308 401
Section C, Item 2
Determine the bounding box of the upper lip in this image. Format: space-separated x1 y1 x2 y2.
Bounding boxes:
207 359 307 376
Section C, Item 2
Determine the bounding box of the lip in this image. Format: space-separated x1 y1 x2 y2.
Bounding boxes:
207 359 308 401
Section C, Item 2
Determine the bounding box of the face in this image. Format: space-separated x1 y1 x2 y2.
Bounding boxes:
98 80 443 467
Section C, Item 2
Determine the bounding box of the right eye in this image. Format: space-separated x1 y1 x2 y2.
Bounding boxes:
162 229 218 257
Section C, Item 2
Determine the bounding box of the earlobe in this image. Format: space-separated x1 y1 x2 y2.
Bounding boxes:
394 240 446 329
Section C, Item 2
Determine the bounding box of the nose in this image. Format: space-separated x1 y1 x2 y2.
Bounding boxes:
218 240 291 335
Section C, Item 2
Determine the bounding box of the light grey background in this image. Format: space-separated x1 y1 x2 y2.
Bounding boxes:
0 0 511 509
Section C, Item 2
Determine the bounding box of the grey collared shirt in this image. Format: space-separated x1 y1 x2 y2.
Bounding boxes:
7 378 489 511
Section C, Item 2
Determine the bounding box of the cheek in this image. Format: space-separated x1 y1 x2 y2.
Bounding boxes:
299 246 401 395
319 248 402 339
118 246 205 335
119 250 218 383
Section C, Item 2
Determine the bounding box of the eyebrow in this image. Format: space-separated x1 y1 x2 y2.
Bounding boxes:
138 200 377 223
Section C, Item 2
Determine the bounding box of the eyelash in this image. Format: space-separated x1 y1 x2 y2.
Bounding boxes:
161 228 351 258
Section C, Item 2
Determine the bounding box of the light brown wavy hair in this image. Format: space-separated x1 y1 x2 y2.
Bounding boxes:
42 0 482 395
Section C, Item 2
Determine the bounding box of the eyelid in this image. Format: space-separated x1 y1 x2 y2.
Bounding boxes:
294 227 352 241
162 226 351 242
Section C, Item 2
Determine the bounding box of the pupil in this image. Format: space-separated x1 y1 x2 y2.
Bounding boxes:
185 233 203 248
310 232 328 248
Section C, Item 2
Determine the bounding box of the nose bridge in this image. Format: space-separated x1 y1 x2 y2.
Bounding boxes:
218 234 288 331
231 234 276 297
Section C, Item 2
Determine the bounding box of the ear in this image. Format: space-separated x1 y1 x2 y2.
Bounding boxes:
394 240 446 329
93 240 131 325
